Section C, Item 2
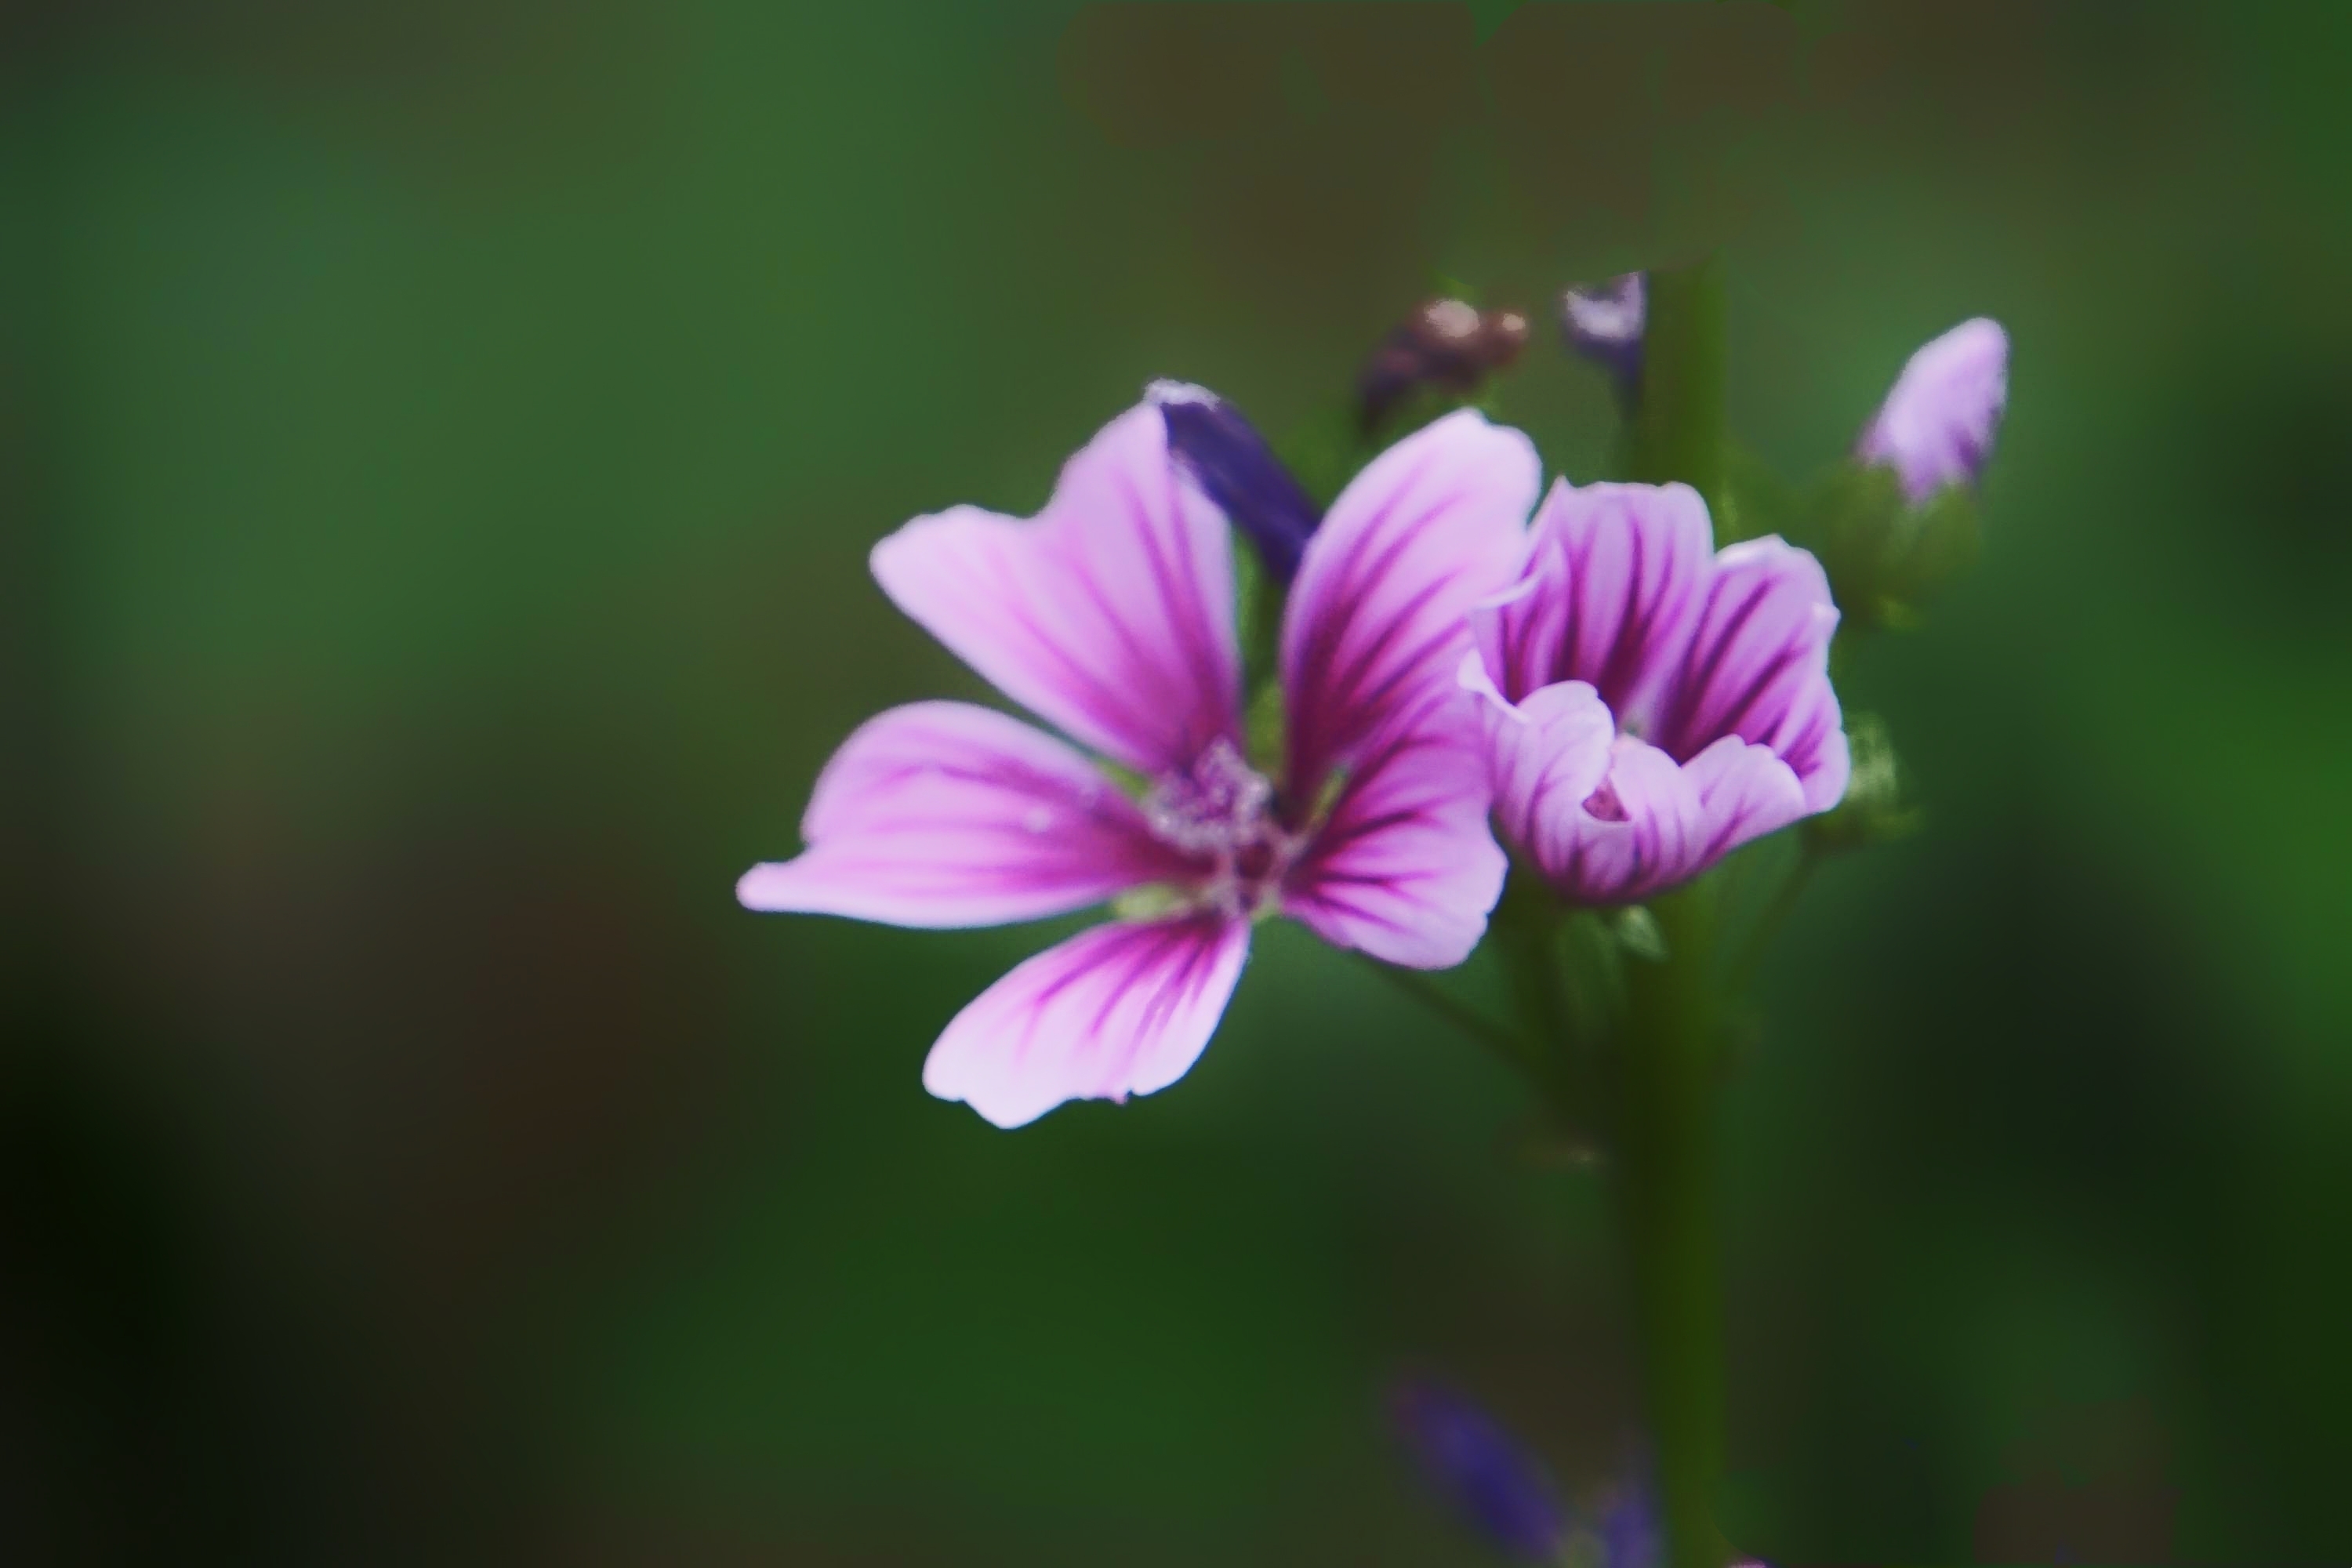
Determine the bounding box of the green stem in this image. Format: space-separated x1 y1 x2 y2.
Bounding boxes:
1488 869 1588 1123
1613 888 1728 1568
1628 255 1730 520
1722 845 1819 1001
1617 252 1733 1568
1356 955 1534 1079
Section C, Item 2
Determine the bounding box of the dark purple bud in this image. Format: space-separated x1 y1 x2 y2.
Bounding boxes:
1559 273 1646 394
1151 380 1321 583
1358 299 1531 434
1388 1378 1571 1563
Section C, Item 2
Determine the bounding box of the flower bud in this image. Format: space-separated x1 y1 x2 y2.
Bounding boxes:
1150 380 1322 583
1358 297 1532 433
1810 458 1982 632
1856 317 2008 503
1559 272 1646 394
1388 1377 1571 1563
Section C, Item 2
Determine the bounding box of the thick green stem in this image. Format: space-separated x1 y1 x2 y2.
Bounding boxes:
1628 256 1729 519
1613 888 1727 1568
1617 252 1733 1568
1488 869 1585 1124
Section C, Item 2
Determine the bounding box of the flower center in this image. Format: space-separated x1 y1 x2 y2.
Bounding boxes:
1142 737 1294 916
1579 734 1649 822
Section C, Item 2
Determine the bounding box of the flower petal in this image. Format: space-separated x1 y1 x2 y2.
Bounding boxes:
1281 409 1539 803
1559 271 1646 393
1152 380 1321 583
1528 734 1706 906
1283 684 1509 969
736 702 1194 928
1459 653 1616 885
1682 733 1809 865
1469 479 1712 724
1388 1378 1571 1563
1649 535 1842 811
1763 671 1851 813
1857 316 2009 503
872 401 1241 775
920 916 1250 1129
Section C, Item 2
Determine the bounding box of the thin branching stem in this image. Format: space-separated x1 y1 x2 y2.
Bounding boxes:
1723 844 1820 1000
1355 954 1535 1078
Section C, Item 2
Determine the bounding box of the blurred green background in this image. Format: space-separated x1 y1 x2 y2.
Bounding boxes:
6 1 2350 1562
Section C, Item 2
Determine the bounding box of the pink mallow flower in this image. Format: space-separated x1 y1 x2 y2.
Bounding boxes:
739 389 1541 1127
1457 481 1849 906
1857 316 2009 503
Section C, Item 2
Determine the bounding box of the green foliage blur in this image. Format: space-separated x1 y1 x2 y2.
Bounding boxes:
5 1 2350 1561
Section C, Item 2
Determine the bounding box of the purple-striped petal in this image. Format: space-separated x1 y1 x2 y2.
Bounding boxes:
1537 734 1707 906
1281 409 1539 806
1857 316 2009 503
736 702 1195 928
920 915 1250 1129
1282 686 1509 970
872 401 1242 775
1152 380 1321 583
1470 479 1712 725
1458 653 1616 884
1570 737 1711 906
1682 733 1809 867
1649 536 1845 811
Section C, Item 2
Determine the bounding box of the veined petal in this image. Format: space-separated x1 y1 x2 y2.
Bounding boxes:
1650 536 1841 794
1682 733 1809 866
1470 479 1712 723
921 916 1250 1129
1534 735 1706 906
1281 410 1539 804
872 401 1242 775
1458 656 1617 888
1283 684 1508 970
1763 673 1851 813
736 702 1193 928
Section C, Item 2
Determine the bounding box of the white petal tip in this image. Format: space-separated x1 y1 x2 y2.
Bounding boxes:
736 863 793 911
1145 379 1218 408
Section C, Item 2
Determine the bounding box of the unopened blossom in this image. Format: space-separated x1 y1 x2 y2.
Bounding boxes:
1559 272 1646 393
1156 383 1321 582
739 390 1539 1127
1359 297 1532 433
1459 481 1848 906
1388 1379 1571 1563
1856 316 2009 503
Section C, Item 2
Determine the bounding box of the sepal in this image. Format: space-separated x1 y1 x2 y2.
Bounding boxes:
1809 459 1983 633
1802 711 1919 855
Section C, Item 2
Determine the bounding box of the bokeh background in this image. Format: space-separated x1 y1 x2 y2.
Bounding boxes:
7 1 2350 1562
